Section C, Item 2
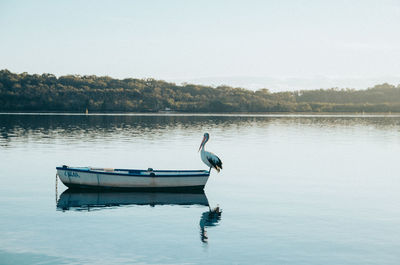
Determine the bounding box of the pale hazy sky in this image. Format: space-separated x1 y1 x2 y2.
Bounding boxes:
1 0 399 91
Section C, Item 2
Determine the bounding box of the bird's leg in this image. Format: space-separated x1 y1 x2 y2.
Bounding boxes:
209 166 212 173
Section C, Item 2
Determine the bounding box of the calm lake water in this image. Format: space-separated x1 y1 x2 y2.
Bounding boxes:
0 113 399 265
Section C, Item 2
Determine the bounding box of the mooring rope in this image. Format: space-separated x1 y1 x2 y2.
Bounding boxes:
55 173 59 204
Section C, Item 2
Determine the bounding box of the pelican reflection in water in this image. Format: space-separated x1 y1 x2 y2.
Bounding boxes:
57 189 222 242
200 206 222 243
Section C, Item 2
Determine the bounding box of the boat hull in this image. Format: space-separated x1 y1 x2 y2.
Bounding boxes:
56 166 210 190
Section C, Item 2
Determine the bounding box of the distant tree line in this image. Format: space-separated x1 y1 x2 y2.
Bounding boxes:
1 69 400 113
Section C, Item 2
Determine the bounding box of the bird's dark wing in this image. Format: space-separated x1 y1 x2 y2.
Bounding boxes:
207 153 223 170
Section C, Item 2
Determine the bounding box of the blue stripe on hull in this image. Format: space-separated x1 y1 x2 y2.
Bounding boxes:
64 183 206 192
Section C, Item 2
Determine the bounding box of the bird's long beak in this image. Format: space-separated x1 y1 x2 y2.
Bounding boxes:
198 136 206 152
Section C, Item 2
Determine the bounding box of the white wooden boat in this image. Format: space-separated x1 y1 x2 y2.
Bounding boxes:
56 165 210 190
57 189 209 211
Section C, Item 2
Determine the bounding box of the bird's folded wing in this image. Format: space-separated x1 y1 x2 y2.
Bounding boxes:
207 155 223 169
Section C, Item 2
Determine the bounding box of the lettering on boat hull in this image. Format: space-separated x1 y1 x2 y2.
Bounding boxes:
64 171 80 178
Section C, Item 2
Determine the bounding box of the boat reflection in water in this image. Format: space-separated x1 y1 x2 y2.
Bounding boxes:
57 189 210 210
57 189 222 243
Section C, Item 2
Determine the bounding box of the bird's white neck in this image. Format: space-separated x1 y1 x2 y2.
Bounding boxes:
201 138 208 151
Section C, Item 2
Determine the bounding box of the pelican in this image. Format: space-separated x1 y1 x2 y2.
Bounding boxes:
198 133 223 173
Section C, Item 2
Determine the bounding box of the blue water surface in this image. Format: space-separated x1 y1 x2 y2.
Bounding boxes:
0 113 399 265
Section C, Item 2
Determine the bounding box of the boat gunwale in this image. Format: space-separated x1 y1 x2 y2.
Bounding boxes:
56 167 210 178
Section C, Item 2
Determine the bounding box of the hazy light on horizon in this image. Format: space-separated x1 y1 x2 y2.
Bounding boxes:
0 0 399 91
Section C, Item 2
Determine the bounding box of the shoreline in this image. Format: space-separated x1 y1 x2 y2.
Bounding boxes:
1 112 400 118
